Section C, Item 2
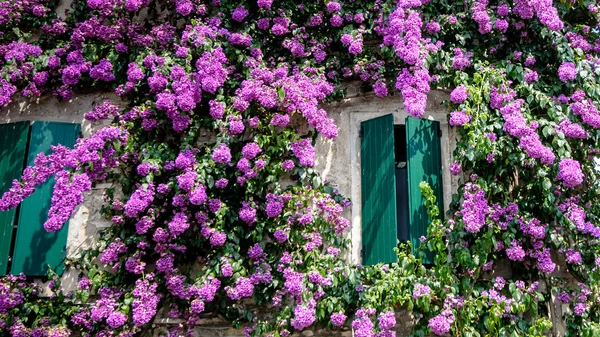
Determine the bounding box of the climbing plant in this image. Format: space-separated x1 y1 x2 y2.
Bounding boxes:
0 0 599 336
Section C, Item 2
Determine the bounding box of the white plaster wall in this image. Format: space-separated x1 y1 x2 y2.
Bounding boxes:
315 88 459 264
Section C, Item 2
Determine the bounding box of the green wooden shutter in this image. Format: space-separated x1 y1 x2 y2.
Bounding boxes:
361 114 398 265
0 122 30 275
406 117 444 264
11 121 81 276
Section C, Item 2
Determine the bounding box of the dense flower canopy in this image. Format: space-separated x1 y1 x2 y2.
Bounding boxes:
0 0 599 336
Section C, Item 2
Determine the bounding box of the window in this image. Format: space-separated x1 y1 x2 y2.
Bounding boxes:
360 114 444 265
0 121 81 276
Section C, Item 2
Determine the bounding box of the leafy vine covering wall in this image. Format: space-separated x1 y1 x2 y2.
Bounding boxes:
0 0 599 336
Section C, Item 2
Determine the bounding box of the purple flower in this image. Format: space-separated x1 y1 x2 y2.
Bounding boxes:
449 110 471 126
413 283 431 299
242 143 262 160
428 310 454 335
106 311 127 328
257 0 272 9
239 202 257 225
221 262 233 277
566 249 582 264
266 199 283 217
232 6 249 22
291 302 316 330
189 185 207 205
450 86 469 104
248 243 263 259
426 21 441 34
326 1 341 13
524 70 539 83
556 158 584 188
210 231 226 246
373 81 388 98
78 277 92 290
330 312 347 327
558 62 577 82
378 311 396 330
536 248 556 273
351 308 374 337
506 241 525 261
281 160 295 171
291 139 316 167
89 59 115 82
574 303 587 316
176 170 197 192
330 14 343 27
449 162 462 176
274 229 288 243
558 119 588 139
226 277 254 300
495 19 509 32
215 178 228 189
460 183 489 233
212 143 232 164
168 212 189 237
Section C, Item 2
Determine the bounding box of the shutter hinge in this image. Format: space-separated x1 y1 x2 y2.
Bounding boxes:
437 125 442 137
359 125 364 138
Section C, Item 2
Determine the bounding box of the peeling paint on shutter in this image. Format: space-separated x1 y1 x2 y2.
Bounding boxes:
361 114 398 265
406 117 444 264
11 121 80 276
0 122 30 275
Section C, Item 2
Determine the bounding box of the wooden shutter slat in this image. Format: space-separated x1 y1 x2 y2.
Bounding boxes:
0 122 30 275
11 121 81 276
406 117 444 264
361 114 398 265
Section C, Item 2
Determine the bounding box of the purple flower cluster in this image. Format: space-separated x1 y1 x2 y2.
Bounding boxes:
471 0 492 34
291 139 316 167
556 158 584 188
506 241 525 261
225 277 254 300
351 308 375 337
1 127 128 232
452 49 472 71
395 68 430 118
460 183 489 233
413 283 431 298
570 99 600 129
330 312 347 327
132 278 160 326
500 99 555 165
449 110 471 126
558 119 588 139
558 62 577 82
450 86 469 104
290 300 316 331
428 309 454 335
